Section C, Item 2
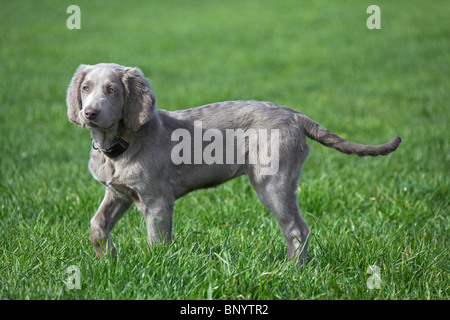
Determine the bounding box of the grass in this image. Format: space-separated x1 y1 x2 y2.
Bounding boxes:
0 0 449 300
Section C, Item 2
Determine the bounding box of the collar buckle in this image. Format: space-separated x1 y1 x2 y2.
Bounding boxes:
101 138 129 158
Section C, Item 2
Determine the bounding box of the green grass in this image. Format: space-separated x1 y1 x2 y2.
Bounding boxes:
0 0 449 300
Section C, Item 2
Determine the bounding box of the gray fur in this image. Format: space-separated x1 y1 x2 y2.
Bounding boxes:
66 63 401 264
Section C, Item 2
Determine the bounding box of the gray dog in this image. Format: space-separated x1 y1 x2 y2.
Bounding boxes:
66 63 401 263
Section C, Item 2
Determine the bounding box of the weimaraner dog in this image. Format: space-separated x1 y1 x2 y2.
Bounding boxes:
66 63 401 263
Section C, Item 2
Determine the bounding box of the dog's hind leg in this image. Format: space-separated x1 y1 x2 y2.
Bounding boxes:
249 164 310 265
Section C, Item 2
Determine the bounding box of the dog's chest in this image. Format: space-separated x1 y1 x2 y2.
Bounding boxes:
89 154 139 202
89 154 116 184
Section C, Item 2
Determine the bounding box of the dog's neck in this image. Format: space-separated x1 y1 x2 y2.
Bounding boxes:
90 122 122 149
90 121 131 158
89 115 161 158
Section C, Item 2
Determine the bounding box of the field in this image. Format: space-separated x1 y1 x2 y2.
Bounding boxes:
0 0 448 300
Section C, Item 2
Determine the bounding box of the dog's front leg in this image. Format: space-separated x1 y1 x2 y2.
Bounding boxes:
90 188 132 256
139 197 174 248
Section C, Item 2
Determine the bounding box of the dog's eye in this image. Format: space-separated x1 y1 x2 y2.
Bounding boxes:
82 86 89 92
108 87 117 94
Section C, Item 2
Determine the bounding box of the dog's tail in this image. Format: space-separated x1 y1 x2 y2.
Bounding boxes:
296 114 401 157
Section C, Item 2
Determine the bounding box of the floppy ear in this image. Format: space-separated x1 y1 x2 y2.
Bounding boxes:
66 64 90 127
122 67 156 131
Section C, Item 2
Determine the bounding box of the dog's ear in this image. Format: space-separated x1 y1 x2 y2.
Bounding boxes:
122 67 156 132
66 64 90 127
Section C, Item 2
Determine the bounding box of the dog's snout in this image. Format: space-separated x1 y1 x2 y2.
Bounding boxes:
84 107 99 120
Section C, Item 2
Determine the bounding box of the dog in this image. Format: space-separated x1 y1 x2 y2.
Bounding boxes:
66 63 401 263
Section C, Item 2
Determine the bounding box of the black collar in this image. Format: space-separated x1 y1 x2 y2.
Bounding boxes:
91 129 132 158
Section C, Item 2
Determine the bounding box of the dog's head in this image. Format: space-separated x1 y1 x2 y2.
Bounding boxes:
66 63 156 132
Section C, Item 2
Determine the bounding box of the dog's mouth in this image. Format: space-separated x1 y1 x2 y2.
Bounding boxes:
81 116 102 129
81 119 99 129
85 121 99 128
83 119 117 132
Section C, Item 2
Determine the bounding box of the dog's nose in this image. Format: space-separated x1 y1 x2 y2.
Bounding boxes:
84 107 99 120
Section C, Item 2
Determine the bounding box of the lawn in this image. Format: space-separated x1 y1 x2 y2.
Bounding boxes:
0 0 448 300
